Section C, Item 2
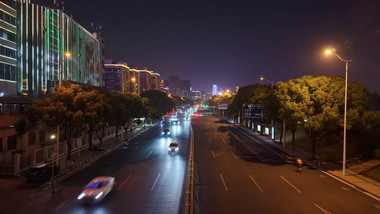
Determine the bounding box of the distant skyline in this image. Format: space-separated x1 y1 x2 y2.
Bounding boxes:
34 0 380 93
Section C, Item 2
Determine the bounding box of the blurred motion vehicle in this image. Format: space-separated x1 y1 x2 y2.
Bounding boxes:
162 128 171 136
168 142 180 155
77 176 115 203
26 163 58 181
171 120 180 125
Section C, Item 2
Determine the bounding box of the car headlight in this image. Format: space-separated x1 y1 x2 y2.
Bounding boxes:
168 132 170 134
95 192 103 200
168 148 172 151
77 192 85 200
175 148 179 151
162 132 164 134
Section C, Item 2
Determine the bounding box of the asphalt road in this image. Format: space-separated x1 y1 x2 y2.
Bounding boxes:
192 113 380 214
5 113 190 214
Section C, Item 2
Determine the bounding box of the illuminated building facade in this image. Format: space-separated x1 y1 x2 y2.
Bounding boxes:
0 0 17 97
104 60 139 94
17 2 100 97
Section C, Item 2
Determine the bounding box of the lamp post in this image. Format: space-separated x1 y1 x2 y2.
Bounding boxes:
260 76 275 89
52 52 71 193
325 48 352 176
260 76 275 132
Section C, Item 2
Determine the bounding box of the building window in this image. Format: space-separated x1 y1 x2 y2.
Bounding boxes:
7 135 17 150
0 10 16 26
28 132 36 145
0 62 16 81
0 28 16 42
0 45 16 58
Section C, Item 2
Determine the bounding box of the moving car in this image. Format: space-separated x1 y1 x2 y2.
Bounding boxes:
168 142 180 155
162 128 171 136
171 120 180 125
77 176 115 203
26 163 58 181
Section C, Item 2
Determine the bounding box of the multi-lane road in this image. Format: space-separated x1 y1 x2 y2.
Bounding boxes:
3 110 380 214
5 114 190 214
192 112 380 214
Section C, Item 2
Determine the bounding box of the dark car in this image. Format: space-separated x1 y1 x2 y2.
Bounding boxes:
162 128 171 136
26 163 58 181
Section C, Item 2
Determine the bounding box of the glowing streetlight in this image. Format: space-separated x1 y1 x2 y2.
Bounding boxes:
259 76 275 88
59 52 71 87
325 48 352 176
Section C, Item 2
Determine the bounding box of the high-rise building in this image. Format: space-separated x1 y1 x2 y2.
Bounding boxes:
0 0 17 97
17 1 101 97
212 84 218 96
103 60 139 93
167 76 191 97
92 32 106 87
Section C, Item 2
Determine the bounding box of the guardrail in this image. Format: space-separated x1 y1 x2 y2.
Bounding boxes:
185 125 194 214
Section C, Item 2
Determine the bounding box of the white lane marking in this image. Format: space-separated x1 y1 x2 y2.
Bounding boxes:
151 173 161 191
117 174 132 191
319 174 327 178
314 203 332 214
218 133 221 136
375 204 380 210
219 173 228 191
146 150 153 159
249 174 264 193
231 151 238 160
211 150 216 159
56 200 69 210
222 139 226 144
280 175 302 194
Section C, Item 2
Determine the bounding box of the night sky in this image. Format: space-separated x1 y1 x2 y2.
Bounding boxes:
35 0 380 93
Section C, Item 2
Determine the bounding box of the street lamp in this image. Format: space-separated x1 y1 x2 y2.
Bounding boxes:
325 48 352 176
58 52 71 87
260 76 275 88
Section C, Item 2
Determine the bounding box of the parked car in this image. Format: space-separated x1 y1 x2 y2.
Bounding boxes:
77 176 115 203
168 142 180 155
26 163 58 181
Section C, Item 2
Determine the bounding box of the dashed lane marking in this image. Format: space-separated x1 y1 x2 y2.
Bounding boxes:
211 150 216 159
231 151 238 160
313 203 332 214
146 150 153 159
249 174 264 193
117 174 133 191
280 175 302 194
150 173 161 191
56 200 69 210
219 173 228 191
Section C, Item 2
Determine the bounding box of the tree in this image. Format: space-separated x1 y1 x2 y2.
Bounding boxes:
24 82 86 160
141 90 175 118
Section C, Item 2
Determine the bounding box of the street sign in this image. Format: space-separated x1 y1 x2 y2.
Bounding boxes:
218 103 228 110
242 104 265 118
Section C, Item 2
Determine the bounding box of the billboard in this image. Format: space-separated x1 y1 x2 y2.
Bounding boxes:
242 104 265 118
218 103 228 110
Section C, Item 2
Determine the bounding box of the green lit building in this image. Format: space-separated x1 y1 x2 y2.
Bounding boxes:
17 1 100 97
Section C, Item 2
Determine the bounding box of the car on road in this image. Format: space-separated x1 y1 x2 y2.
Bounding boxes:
168 142 180 155
171 120 180 125
77 176 115 203
26 163 58 181
162 128 171 136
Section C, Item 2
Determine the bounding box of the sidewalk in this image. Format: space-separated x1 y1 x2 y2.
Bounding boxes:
238 124 380 201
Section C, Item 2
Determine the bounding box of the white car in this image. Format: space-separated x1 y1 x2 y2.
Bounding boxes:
168 142 180 155
77 176 115 203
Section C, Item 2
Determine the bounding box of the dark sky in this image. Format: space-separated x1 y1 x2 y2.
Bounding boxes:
35 0 380 93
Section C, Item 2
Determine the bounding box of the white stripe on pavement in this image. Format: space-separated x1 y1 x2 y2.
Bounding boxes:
56 200 69 210
222 139 226 144
211 150 216 159
219 173 229 191
151 173 161 191
313 203 332 214
231 151 238 160
117 174 133 191
280 175 302 194
146 150 153 159
249 174 264 193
